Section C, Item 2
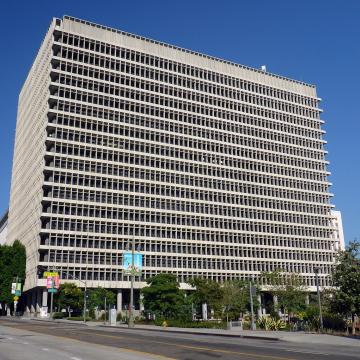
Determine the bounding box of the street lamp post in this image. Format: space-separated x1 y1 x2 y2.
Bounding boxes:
314 268 323 331
249 280 256 331
128 236 135 328
50 279 54 319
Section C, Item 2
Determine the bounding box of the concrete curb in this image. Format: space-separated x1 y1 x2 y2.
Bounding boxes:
27 318 88 326
26 317 280 341
96 324 281 341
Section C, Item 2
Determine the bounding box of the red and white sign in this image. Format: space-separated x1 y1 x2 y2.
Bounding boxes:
46 276 54 289
54 275 60 289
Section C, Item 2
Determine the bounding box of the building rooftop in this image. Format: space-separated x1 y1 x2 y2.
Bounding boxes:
60 15 316 91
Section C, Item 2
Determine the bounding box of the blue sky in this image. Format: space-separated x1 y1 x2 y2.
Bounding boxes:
0 0 359 244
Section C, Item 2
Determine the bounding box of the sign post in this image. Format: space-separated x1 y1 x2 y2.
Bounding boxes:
249 281 256 330
45 272 59 318
123 238 142 328
11 277 22 316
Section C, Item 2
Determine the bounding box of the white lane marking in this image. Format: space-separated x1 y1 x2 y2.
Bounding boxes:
42 348 49 351
285 349 330 355
7 337 13 340
70 357 82 360
23 342 29 345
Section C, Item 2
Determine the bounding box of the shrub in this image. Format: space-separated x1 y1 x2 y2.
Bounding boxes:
89 308 95 319
270 319 286 331
52 312 65 319
67 316 92 321
257 316 286 331
117 313 126 322
257 316 272 330
323 313 346 331
152 318 226 329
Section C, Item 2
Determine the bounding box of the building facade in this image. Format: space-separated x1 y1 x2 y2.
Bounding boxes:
330 210 345 251
0 210 8 245
8 16 338 311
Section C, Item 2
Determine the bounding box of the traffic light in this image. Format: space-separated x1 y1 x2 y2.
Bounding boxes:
37 267 45 278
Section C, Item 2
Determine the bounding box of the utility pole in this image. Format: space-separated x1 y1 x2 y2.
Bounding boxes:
104 297 107 324
249 280 256 330
83 281 87 323
314 268 323 331
50 278 54 318
128 236 135 328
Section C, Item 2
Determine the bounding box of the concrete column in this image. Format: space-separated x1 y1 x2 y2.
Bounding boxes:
25 292 31 314
273 295 281 316
31 289 36 313
36 288 42 313
140 293 144 312
202 303 208 320
42 289 48 308
117 289 123 313
305 294 310 306
257 294 262 318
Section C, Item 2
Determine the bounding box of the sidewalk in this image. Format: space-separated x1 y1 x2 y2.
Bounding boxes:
108 323 360 347
24 317 360 347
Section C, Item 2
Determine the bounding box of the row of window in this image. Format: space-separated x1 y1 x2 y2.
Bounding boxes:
42 216 332 238
57 32 319 108
47 140 328 183
50 97 325 152
47 185 331 215
53 68 319 124
41 232 336 251
41 263 330 286
49 111 326 159
43 200 330 227
44 171 330 204
48 155 328 194
53 71 319 131
42 249 333 269
48 123 327 172
52 61 321 133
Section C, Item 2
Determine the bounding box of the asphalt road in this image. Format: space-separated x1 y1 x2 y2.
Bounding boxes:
0 318 359 360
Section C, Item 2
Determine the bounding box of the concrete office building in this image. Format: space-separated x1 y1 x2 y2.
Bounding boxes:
8 16 338 313
331 210 345 251
0 210 8 245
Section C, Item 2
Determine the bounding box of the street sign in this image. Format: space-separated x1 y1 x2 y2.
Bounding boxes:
11 283 16 294
46 276 54 289
123 252 142 275
15 283 21 296
54 275 60 289
43 271 59 278
48 288 58 293
11 283 21 296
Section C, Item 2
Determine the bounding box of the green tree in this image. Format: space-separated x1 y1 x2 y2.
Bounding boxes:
222 280 259 322
261 270 307 321
328 240 360 335
55 283 83 316
0 240 26 306
141 273 187 320
188 277 223 317
88 287 116 311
